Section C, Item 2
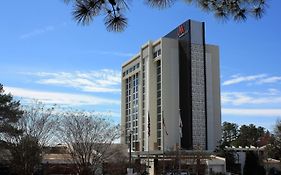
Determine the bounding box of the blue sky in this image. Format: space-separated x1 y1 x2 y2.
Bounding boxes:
1 1 281 131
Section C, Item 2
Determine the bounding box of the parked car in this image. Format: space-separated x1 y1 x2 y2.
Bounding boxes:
166 171 190 175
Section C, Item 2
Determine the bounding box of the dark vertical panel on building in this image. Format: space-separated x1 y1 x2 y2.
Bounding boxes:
179 39 193 150
202 22 208 150
165 19 209 150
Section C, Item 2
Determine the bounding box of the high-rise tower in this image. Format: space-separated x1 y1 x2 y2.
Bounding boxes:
121 19 221 152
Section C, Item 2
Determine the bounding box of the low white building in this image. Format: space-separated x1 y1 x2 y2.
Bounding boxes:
206 156 226 175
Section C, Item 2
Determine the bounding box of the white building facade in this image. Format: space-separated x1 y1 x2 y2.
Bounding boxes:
121 20 221 153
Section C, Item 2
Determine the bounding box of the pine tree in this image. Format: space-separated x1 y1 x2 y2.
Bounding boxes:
64 0 268 32
0 84 23 140
243 151 265 175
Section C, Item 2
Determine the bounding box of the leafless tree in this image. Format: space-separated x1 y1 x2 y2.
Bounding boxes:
56 110 120 175
18 100 58 146
1 100 58 175
64 0 268 32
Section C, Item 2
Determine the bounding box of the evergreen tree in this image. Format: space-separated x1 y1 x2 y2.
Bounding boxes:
0 84 23 140
236 124 265 147
243 151 265 175
8 135 41 175
222 122 239 146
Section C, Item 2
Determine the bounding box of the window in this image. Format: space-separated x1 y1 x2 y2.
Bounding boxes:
157 91 161 98
157 114 161 121
157 83 161 90
157 130 161 138
157 67 161 74
157 60 161 67
157 49 161 56
157 106 161 113
157 122 161 129
153 52 158 58
157 98 161 105
153 43 161 58
157 139 161 146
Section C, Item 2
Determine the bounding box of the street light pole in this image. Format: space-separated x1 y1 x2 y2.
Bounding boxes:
179 108 182 174
129 130 132 168
162 110 165 175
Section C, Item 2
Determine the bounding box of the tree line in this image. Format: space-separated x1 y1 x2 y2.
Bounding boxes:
1 83 280 175
216 121 281 175
0 84 120 175
220 121 281 158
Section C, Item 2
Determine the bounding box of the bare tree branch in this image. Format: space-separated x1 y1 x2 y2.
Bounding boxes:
56 110 120 174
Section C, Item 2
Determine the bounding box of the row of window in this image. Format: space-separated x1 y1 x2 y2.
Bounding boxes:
123 63 140 77
156 60 162 150
125 72 140 144
131 73 139 142
141 57 146 151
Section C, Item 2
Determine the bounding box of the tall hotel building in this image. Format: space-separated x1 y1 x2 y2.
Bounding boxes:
121 20 221 152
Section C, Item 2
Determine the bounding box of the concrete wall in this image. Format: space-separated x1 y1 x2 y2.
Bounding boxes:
147 40 158 151
161 38 180 151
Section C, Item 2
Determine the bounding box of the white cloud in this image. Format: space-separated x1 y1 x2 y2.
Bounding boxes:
20 25 55 39
222 74 281 86
19 23 67 39
257 76 281 84
222 108 281 117
90 111 120 118
22 69 121 93
222 74 267 86
5 86 120 106
221 91 281 106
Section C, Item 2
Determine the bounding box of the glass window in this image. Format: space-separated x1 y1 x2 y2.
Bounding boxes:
157 91 161 98
157 67 161 74
157 106 161 113
157 122 161 129
157 131 161 138
153 43 161 53
157 138 161 145
157 83 161 90
153 52 157 58
157 114 161 121
157 61 161 67
157 98 161 105
158 49 161 56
